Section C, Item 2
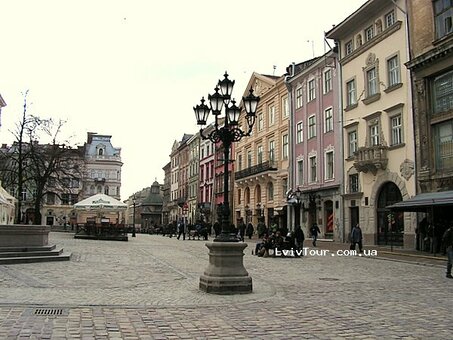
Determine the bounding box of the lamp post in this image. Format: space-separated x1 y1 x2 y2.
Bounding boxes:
194 72 260 294
288 188 303 229
132 195 136 237
194 72 260 241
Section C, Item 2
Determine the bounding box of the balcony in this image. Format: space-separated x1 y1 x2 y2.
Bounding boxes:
235 160 277 180
353 145 388 175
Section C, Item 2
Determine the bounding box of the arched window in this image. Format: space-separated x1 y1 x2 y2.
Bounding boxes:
255 185 262 203
237 188 242 204
90 185 95 195
267 182 274 199
98 148 104 156
97 186 102 194
104 186 109 195
245 187 250 205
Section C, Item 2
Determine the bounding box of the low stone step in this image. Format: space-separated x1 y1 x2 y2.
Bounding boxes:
0 245 56 253
0 253 71 265
0 248 63 258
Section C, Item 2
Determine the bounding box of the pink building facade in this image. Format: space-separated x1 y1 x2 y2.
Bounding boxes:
286 51 343 240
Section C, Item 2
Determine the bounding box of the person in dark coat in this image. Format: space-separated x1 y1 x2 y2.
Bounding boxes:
238 220 246 242
246 223 254 239
213 221 221 237
310 223 321 247
350 224 363 253
441 225 453 279
294 225 305 251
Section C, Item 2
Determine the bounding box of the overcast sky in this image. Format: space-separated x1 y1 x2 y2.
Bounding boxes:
0 0 367 201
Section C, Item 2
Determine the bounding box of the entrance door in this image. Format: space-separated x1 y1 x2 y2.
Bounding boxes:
377 182 403 246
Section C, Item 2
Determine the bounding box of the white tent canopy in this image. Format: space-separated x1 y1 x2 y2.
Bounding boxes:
74 193 127 210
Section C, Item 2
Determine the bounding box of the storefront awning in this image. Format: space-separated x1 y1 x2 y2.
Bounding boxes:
387 190 453 212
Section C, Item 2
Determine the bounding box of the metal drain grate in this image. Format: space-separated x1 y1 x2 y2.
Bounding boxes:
34 308 64 316
318 277 340 281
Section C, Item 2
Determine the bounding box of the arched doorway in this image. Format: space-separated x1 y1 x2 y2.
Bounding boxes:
377 182 403 246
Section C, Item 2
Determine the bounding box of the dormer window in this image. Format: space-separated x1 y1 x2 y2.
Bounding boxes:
98 148 104 156
385 10 395 28
365 25 374 42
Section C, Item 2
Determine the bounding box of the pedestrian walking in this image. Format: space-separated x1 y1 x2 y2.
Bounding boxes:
441 224 453 279
294 225 305 252
246 222 254 239
350 224 363 253
310 223 321 247
238 219 246 242
176 222 185 240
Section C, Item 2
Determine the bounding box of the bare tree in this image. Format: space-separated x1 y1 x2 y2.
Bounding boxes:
0 92 84 225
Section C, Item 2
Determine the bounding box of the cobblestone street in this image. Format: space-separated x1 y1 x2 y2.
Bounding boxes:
0 232 452 339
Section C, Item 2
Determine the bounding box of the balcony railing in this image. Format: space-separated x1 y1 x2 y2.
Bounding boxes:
235 160 277 180
353 145 388 175
86 155 121 161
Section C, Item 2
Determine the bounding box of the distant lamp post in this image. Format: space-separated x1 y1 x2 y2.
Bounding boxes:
132 195 136 237
288 187 303 229
194 71 260 294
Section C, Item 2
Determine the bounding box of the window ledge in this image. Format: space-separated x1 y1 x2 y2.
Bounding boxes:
345 103 358 112
345 156 355 162
384 83 403 93
388 143 405 151
362 93 381 105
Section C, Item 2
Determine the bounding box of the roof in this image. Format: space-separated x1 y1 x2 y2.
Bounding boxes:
387 191 453 212
74 193 127 210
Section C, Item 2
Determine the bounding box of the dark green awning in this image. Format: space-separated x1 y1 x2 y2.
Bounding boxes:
387 190 453 212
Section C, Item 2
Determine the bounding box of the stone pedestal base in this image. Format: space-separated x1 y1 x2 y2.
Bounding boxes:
0 225 50 247
199 241 252 294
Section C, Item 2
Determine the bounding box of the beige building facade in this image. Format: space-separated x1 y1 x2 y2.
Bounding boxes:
327 0 417 248
234 73 289 229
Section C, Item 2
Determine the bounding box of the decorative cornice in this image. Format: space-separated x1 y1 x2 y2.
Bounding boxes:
406 38 453 70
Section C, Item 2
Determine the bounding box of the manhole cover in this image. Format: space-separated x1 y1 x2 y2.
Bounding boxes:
319 277 340 281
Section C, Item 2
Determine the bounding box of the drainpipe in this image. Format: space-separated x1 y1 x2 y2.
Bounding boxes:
285 63 296 231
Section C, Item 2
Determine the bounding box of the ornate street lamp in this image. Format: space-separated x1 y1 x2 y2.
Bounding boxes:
194 72 260 294
132 194 136 238
194 72 260 242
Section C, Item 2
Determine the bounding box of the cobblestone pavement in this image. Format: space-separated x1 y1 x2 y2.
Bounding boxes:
0 232 452 339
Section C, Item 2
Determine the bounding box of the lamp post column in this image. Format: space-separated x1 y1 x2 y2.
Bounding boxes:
132 196 136 238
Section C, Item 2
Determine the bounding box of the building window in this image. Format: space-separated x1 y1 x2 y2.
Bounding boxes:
324 69 332 94
434 119 453 169
297 159 304 186
308 115 316 139
282 97 289 117
365 25 374 42
349 174 359 193
308 79 316 101
282 134 289 159
61 194 69 205
104 186 109 195
257 145 263 164
391 115 403 146
46 193 56 205
309 156 317 182
247 150 252 168
324 108 333 133
258 112 264 131
433 70 453 114
296 122 304 143
325 151 334 180
296 87 303 108
345 40 353 55
370 124 380 146
268 105 275 126
385 10 395 28
237 189 241 205
238 154 242 171
367 67 378 97
387 55 400 87
346 79 357 106
348 130 358 157
434 0 453 39
269 140 275 162
267 182 274 199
